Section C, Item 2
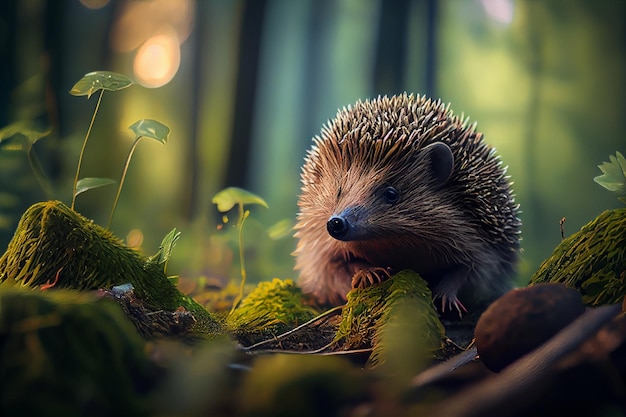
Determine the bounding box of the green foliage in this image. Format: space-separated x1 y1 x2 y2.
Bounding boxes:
0 122 50 148
0 122 53 197
226 278 319 342
75 177 116 196
69 70 133 98
212 186 269 212
336 270 445 371
531 208 626 306
69 72 171 227
128 118 170 144
70 71 134 210
108 119 170 228
594 151 626 203
212 187 269 314
147 227 181 274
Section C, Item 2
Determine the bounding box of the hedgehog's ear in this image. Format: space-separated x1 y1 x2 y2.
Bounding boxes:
424 142 454 187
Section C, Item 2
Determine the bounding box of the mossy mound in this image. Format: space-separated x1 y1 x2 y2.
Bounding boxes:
335 270 445 368
0 200 143 290
531 208 626 306
0 200 224 338
0 285 158 417
226 278 320 345
239 354 367 417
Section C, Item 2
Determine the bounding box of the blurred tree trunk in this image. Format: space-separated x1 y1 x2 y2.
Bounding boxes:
224 0 267 189
374 0 409 95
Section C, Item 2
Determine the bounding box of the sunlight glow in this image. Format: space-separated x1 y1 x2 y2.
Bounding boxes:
480 0 515 25
133 27 180 88
126 229 144 248
110 0 193 88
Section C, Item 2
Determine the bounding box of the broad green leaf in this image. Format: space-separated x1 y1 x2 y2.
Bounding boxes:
212 187 269 213
594 151 626 195
129 119 170 144
0 122 51 150
69 71 133 98
75 177 116 196
0 135 27 152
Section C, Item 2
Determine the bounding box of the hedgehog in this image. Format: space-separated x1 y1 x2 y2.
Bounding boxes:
293 94 521 315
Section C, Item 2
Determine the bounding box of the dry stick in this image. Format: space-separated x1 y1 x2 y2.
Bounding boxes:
560 217 566 240
246 339 346 356
407 346 479 393
71 89 104 210
431 303 622 417
240 304 344 352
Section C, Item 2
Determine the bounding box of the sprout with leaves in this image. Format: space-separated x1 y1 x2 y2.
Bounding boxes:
69 71 133 210
69 71 170 228
107 119 170 228
147 227 182 275
0 122 53 197
594 151 626 204
212 187 268 314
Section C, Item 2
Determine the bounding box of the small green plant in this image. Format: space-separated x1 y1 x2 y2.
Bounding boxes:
107 119 169 228
69 71 133 210
212 187 268 314
147 227 181 283
0 122 53 197
594 150 626 204
68 71 170 227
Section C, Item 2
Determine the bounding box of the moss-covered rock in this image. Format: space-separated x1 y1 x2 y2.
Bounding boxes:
239 354 367 417
531 208 626 306
0 200 224 338
0 286 159 417
335 270 445 370
226 278 320 345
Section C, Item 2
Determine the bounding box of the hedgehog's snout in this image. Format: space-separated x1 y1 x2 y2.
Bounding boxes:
327 206 366 241
327 215 350 240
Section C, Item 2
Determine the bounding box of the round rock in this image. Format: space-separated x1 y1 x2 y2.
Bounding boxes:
474 283 585 372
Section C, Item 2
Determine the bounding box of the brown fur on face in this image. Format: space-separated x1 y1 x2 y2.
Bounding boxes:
293 94 521 312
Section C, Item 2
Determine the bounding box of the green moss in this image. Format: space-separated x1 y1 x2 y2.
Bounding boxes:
226 278 319 343
335 270 445 369
240 354 366 417
531 208 626 306
0 200 224 337
0 285 158 416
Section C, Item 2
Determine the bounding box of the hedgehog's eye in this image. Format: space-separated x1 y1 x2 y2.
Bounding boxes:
382 186 400 204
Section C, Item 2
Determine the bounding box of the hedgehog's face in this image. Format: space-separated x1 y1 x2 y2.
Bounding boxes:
300 137 457 246
329 141 455 241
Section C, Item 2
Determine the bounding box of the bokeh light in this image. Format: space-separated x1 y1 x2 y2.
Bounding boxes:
133 26 181 88
126 228 144 249
110 0 193 52
480 0 514 25
110 0 193 88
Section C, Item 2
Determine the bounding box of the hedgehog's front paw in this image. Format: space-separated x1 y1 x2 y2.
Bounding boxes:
351 267 394 289
437 294 468 318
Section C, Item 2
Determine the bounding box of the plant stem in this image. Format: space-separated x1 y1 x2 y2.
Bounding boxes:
229 203 248 315
71 89 104 210
26 148 53 198
107 137 142 229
